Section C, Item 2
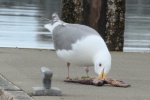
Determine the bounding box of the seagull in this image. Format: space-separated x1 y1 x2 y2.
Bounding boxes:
44 13 111 79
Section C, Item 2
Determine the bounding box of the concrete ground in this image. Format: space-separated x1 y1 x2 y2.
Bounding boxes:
0 47 150 100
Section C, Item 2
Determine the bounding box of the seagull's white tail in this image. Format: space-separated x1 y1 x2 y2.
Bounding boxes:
52 13 60 24
44 13 67 34
44 24 52 34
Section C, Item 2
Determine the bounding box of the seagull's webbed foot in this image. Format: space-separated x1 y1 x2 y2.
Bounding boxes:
64 62 71 81
84 67 90 78
65 76 71 80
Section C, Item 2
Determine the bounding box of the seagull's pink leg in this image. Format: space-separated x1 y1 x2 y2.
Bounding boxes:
85 67 89 77
66 62 70 79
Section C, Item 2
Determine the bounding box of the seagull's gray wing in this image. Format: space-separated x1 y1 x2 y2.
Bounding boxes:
52 24 100 50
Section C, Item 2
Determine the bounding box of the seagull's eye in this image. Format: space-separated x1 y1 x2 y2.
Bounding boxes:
99 64 102 67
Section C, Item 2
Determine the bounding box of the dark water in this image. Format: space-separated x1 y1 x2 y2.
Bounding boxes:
0 0 61 49
124 0 150 52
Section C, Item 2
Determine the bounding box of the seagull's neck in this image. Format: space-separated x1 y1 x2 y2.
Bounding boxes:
94 48 110 59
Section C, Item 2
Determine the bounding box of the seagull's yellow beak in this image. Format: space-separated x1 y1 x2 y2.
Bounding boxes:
98 68 106 79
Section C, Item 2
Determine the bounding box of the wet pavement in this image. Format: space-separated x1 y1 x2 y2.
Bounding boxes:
0 48 150 100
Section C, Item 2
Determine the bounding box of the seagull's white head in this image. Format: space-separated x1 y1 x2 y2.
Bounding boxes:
93 51 111 79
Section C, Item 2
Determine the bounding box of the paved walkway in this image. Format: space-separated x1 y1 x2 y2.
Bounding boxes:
0 48 150 100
